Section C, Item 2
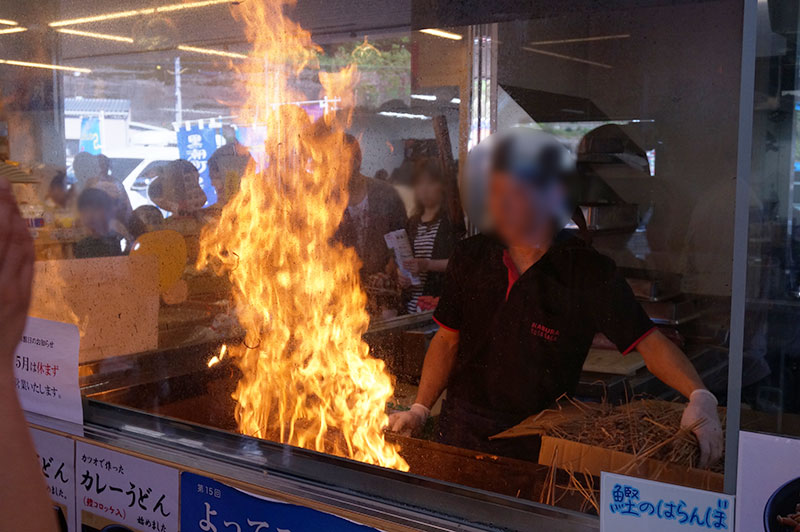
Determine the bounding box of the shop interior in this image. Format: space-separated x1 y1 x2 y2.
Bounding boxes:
4 0 800 519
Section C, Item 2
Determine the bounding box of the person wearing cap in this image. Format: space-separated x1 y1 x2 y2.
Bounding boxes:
387 128 724 468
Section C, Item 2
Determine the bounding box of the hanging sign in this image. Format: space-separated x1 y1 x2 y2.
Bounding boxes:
14 317 82 428
181 472 381 532
76 442 179 532
177 123 218 206
600 472 734 531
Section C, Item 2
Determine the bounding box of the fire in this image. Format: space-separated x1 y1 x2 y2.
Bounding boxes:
197 0 407 470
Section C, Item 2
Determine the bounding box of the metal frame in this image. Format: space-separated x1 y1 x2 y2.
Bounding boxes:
724 0 759 495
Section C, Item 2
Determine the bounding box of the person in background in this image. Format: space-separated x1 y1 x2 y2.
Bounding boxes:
129 205 164 240
335 135 407 277
205 142 254 218
88 154 134 233
148 159 208 262
44 171 73 209
400 158 464 313
74 188 127 259
71 151 101 193
0 177 59 532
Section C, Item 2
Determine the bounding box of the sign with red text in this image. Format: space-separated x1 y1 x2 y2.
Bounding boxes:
76 442 179 532
31 428 77 532
14 317 82 427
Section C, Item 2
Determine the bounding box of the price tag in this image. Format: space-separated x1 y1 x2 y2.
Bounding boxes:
600 472 734 531
14 317 82 427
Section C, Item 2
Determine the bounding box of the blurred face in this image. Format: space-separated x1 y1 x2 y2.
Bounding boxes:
414 172 444 210
80 206 111 236
488 171 564 244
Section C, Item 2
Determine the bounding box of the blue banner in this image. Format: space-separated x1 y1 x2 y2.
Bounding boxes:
181 472 380 532
177 125 218 206
79 117 102 154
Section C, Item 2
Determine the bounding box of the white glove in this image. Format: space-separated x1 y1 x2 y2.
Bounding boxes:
387 403 430 436
680 389 724 469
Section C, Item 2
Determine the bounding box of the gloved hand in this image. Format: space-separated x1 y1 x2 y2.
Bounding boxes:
386 403 430 436
680 389 724 469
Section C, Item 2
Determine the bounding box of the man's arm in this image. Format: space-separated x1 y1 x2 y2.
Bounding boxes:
415 327 460 408
387 327 459 435
637 330 723 468
637 330 705 398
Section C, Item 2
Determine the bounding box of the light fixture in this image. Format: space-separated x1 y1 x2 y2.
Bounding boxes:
0 27 26 35
410 94 436 101
177 45 248 59
522 47 612 69
49 0 231 27
529 34 630 46
378 111 431 120
450 97 461 104
0 59 91 73
57 28 133 43
0 19 18 26
419 28 462 41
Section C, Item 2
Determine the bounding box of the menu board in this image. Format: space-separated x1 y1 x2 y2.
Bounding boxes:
76 442 179 532
736 431 800 531
31 428 77 532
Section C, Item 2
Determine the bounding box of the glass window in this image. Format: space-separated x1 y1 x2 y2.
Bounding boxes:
740 0 800 433
3 0 747 524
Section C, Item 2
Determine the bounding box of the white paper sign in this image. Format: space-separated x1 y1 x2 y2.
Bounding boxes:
600 472 734 531
76 442 179 532
736 431 800 531
31 428 77 532
384 229 421 285
14 317 82 426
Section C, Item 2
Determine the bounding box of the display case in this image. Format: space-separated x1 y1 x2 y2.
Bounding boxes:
6 0 797 530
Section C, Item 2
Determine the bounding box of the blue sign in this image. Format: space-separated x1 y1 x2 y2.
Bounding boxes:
79 117 101 154
177 124 218 206
181 472 380 532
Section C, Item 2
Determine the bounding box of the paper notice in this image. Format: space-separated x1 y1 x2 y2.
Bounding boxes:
384 229 421 286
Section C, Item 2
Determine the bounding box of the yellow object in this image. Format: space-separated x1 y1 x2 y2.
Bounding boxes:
130 230 187 294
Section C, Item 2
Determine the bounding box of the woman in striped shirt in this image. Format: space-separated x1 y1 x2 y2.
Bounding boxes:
400 158 464 313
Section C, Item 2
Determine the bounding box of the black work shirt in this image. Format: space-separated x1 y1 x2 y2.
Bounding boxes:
433 231 655 421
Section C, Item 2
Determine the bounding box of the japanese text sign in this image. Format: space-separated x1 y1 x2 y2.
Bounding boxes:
76 442 179 532
181 472 381 532
600 472 734 531
31 428 77 532
736 431 800 531
177 124 218 206
14 317 82 427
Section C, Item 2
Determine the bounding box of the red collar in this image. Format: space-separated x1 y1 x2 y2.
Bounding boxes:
502 249 520 301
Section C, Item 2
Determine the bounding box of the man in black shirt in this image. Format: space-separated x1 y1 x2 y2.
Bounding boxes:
388 129 723 468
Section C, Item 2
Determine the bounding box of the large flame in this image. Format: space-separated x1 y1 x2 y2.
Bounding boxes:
197 0 407 470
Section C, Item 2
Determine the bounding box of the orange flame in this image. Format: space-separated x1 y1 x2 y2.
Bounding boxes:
197 0 407 470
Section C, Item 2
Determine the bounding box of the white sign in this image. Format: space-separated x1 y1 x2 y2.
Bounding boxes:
14 317 82 427
76 442 179 532
31 428 77 532
736 431 800 531
384 229 421 285
600 472 734 531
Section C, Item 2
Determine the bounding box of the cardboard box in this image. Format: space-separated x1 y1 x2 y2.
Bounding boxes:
539 435 724 492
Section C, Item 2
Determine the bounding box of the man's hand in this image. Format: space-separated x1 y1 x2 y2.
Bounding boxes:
386 403 430 436
0 177 34 365
680 389 723 468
